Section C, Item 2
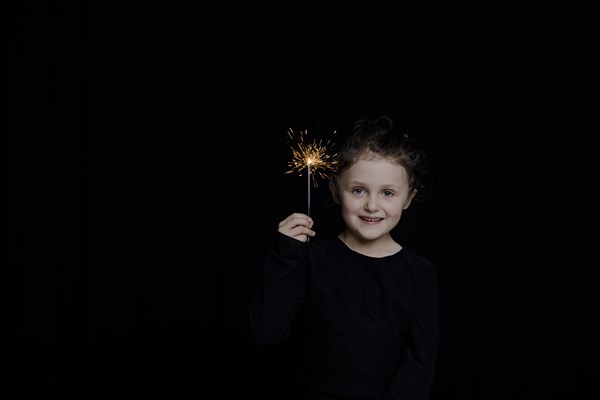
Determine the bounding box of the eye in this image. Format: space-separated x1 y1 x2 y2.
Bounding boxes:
351 188 365 195
382 190 395 198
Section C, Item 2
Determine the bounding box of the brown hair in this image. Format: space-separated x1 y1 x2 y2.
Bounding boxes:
331 116 427 194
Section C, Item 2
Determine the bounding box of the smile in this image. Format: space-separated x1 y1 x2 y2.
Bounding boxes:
360 217 383 222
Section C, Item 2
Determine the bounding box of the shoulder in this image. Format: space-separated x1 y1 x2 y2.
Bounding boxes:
308 237 343 255
308 236 341 251
398 246 436 280
306 236 346 261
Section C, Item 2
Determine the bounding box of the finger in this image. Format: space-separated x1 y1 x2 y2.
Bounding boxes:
280 224 316 241
279 213 313 230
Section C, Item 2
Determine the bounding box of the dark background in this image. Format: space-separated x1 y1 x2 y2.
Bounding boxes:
6 7 597 400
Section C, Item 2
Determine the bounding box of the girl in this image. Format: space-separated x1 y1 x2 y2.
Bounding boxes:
251 117 439 399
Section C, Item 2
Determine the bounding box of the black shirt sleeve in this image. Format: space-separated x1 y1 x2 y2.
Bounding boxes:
249 232 309 346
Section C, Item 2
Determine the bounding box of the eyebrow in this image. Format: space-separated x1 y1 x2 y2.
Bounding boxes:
345 180 403 189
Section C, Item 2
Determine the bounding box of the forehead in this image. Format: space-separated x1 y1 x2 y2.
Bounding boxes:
340 157 409 186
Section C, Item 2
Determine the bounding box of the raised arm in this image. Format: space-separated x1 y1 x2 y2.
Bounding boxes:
249 213 314 346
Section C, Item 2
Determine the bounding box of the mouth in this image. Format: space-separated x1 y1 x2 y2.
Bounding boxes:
360 216 383 223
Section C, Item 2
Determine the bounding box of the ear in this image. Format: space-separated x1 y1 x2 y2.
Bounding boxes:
403 189 418 210
329 181 340 204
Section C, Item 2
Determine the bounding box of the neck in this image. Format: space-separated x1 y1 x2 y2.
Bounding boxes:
338 232 401 258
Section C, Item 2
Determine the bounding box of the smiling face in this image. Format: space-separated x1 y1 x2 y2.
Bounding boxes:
330 155 416 255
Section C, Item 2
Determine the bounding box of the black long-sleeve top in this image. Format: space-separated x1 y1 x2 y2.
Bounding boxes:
250 232 439 400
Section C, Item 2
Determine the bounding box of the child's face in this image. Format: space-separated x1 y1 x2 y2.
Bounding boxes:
331 156 416 243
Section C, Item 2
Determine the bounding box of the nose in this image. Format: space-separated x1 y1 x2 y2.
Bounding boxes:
364 194 379 211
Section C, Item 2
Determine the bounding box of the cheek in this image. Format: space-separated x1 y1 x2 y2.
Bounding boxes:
340 195 361 214
341 201 356 216
388 201 407 218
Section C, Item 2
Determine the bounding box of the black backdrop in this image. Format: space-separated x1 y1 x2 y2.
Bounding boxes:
7 9 597 400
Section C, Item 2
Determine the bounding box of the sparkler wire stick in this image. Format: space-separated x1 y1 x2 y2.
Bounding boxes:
307 161 311 216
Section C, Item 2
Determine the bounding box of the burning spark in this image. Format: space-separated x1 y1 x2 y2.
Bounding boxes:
284 127 337 187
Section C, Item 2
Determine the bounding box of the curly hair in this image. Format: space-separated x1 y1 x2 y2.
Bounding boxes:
331 116 427 194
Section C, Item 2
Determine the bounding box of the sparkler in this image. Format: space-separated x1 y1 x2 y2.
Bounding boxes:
285 127 337 216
